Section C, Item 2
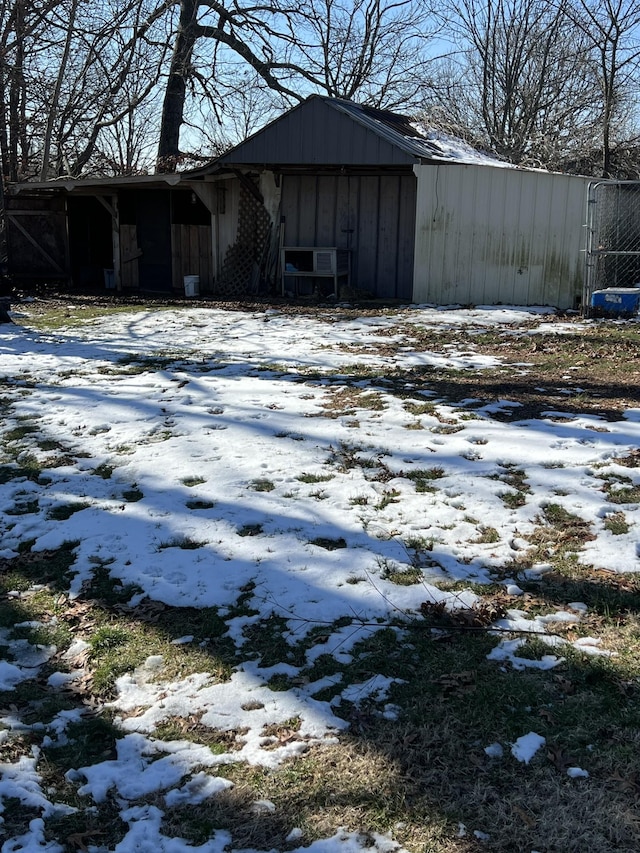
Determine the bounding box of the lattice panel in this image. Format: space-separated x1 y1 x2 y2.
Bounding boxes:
216 183 271 298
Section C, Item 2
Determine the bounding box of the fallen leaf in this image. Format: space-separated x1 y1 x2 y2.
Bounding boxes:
547 743 571 771
512 804 536 828
538 708 556 725
608 770 640 794
67 830 104 852
553 675 576 695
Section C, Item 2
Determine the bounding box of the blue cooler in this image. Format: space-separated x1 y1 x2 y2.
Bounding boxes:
590 287 640 316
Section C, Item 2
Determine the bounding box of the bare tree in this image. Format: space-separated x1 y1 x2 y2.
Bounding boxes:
428 0 599 168
0 0 62 181
155 0 440 171
277 0 439 109
565 0 640 177
34 0 171 178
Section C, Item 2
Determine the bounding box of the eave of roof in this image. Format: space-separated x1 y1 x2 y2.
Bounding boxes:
9 173 186 194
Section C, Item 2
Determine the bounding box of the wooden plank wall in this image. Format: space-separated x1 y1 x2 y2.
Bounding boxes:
280 172 416 300
120 225 140 289
171 224 213 292
6 195 69 279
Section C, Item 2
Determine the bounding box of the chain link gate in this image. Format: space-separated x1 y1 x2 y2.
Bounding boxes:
585 180 640 312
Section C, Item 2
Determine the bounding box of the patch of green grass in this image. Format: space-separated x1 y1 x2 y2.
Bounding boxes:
122 486 144 502
4 423 38 443
42 453 78 469
47 501 91 520
81 563 143 605
603 478 640 504
374 488 401 510
473 525 500 544
37 439 65 452
296 472 335 484
405 466 445 481
158 536 207 550
267 672 297 692
404 535 436 555
357 392 386 411
243 615 305 669
14 617 73 651
403 401 436 416
44 715 120 769
331 363 388 379
186 498 216 510
5 498 39 515
430 424 464 434
92 462 115 479
0 542 79 592
89 625 131 654
542 502 587 528
0 457 43 483
0 679 78 727
237 523 263 537
349 494 369 506
250 478 275 492
181 474 207 487
380 562 423 585
154 718 245 754
404 467 445 493
603 511 631 535
153 605 231 648
26 303 162 331
490 464 531 494
327 441 385 474
113 352 187 373
500 490 527 509
309 536 347 550
87 614 231 697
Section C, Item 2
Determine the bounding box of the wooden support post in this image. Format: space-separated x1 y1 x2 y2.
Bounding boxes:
97 194 121 292
112 194 121 292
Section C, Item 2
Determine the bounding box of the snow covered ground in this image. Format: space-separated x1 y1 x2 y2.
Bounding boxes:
0 304 638 852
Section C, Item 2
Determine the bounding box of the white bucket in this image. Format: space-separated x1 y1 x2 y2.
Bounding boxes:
184 275 200 297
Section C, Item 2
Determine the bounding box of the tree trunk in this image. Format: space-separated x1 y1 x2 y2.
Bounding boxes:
156 0 198 172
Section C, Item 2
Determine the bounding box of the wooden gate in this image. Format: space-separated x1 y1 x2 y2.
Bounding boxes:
6 195 69 282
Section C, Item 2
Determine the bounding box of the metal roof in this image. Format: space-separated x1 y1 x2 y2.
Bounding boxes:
8 97 506 195
213 95 504 168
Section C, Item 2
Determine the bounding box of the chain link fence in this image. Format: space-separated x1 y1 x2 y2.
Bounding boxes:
585 180 640 309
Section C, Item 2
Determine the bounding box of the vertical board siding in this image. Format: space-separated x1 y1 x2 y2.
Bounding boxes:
120 224 139 288
280 172 415 299
377 176 400 295
357 178 380 293
316 176 337 245
413 165 590 309
171 224 213 292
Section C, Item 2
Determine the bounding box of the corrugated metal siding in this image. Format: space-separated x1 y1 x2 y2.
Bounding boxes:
281 173 416 299
412 165 591 308
218 98 416 167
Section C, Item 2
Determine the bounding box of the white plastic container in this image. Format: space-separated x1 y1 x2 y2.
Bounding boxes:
184 275 200 297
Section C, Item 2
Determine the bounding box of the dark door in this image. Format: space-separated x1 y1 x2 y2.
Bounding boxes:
67 196 112 287
135 190 172 292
